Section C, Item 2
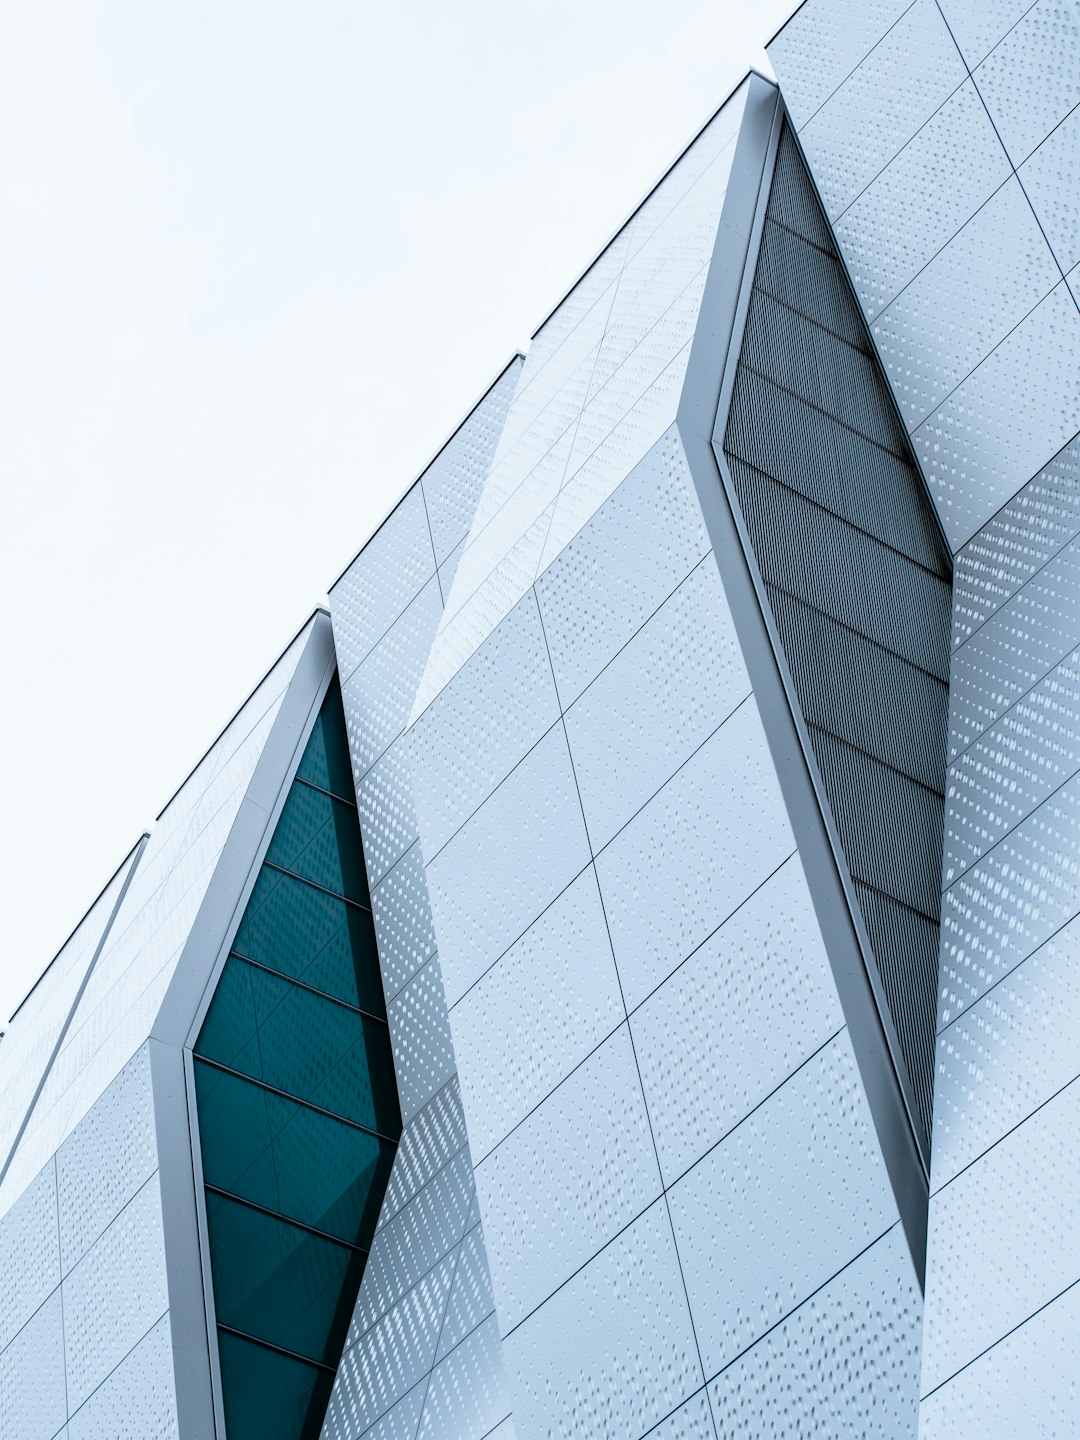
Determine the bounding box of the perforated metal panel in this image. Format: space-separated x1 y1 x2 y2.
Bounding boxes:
718 124 952 1146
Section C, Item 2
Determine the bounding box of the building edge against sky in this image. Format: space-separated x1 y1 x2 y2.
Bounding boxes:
2 3 1080 1437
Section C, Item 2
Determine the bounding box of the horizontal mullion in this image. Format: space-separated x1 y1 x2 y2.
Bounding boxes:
260 859 372 913
226 950 389 1027
204 1182 367 1254
216 1322 338 1377
193 1055 399 1146
292 774 359 808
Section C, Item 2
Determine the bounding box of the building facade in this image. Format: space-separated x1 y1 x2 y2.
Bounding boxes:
2 4 1078 1436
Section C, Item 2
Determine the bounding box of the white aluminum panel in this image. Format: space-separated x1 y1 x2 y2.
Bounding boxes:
502 1200 701 1440
767 0 914 128
343 576 443 780
424 724 591 1008
56 1044 155 1276
872 178 1060 428
951 435 1080 646
434 1225 494 1361
972 0 1080 165
631 857 844 1185
356 739 420 889
66 1313 177 1440
943 647 1080 883
932 914 1080 1187
449 869 624 1161
0 1289 66 1440
408 593 560 861
371 843 438 1003
474 1025 660 1330
709 1226 920 1435
940 770 1080 1024
1069 258 1080 308
919 1279 1080 1436
648 1391 715 1440
415 1315 509 1440
330 483 436 682
913 281 1080 548
1020 100 1080 273
565 558 750 851
536 349 694 576
595 699 795 1013
349 1148 474 1341
535 429 709 705
0 1161 60 1353
376 1080 468 1232
922 1076 1080 1392
668 1032 897 1378
62 1172 168 1413
421 359 522 567
835 81 1012 322
938 0 1041 67
337 1250 456 1432
799 0 969 220
324 1384 424 1440
386 954 459 1123
948 533 1080 758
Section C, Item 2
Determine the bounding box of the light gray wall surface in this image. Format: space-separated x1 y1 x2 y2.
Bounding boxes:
769 0 1080 551
324 359 523 1440
770 4 1080 1432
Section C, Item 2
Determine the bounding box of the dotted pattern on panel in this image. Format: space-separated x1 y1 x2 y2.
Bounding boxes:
473 1025 661 1331
0 1288 67 1440
377 1081 469 1231
0 1162 60 1354
434 1225 494 1360
56 1043 155 1276
709 1226 920 1438
937 0 1039 69
448 869 625 1163
919 1278 1080 1437
921 1076 1080 1393
870 178 1060 429
798 0 969 221
330 484 437 685
66 1313 177 1440
502 1201 702 1440
415 1315 511 1440
766 0 913 129
834 81 1012 322
410 93 747 726
1020 102 1080 273
939 770 1080 1022
421 360 523 567
912 281 1080 549
932 914 1080 1187
61 1172 168 1413
386 955 459 1125
371 844 439 1003
666 1032 897 1378
631 857 844 1187
971 1 1080 166
944 646 1080 882
948 532 1080 758
951 433 1080 645
356 741 421 889
719 121 952 1144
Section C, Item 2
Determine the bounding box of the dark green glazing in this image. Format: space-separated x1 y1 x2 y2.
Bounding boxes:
193 674 400 1439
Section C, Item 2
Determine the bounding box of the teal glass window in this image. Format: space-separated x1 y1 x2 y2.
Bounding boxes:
192 675 400 1439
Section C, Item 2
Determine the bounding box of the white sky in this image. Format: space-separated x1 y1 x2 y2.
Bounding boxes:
0 0 795 1025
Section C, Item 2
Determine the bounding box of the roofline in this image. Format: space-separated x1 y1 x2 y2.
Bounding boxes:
765 0 812 50
528 68 778 342
326 351 526 597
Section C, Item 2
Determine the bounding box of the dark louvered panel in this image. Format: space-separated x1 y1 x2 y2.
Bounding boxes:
720 123 951 1147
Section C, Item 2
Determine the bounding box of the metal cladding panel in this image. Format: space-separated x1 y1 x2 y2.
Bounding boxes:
0 1288 67 1440
66 1313 178 1440
769 0 1080 549
409 84 750 724
717 123 952 1146
1 624 311 1219
327 375 519 1438
709 1224 920 1438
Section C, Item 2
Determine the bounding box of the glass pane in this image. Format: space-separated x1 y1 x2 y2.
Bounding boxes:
232 868 384 1016
196 959 399 1134
206 1193 359 1365
294 681 356 803
217 1329 330 1440
195 1061 394 1246
264 782 369 905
